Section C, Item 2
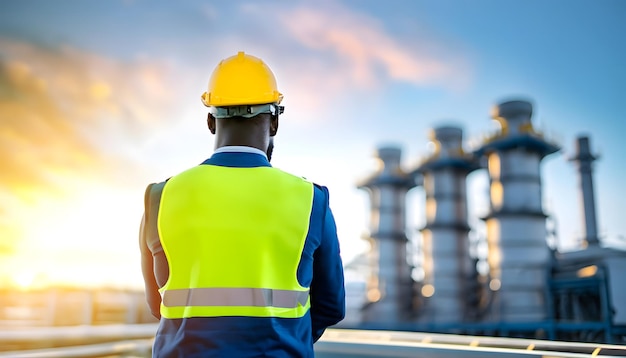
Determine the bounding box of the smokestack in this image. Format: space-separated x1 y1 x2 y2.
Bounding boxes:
412 126 480 323
475 99 560 322
569 135 600 247
357 145 416 324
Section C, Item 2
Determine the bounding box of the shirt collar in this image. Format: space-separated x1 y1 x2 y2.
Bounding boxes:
202 146 271 168
214 145 268 160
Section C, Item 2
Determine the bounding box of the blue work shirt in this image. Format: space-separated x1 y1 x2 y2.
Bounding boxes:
140 149 346 357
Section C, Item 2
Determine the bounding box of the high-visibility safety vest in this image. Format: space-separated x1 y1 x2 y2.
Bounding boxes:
157 164 314 320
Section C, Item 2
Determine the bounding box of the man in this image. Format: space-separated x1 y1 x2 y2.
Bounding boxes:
139 51 346 357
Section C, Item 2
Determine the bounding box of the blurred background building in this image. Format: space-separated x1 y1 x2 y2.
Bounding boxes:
344 98 626 344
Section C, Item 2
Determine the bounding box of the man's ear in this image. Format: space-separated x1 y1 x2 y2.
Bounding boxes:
207 113 216 134
270 115 279 137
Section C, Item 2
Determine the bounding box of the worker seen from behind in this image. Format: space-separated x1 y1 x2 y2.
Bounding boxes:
139 51 346 357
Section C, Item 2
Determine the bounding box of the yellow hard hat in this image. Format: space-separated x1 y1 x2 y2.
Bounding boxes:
201 51 283 107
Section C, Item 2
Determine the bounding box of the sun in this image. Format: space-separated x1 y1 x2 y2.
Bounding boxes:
13 271 36 290
10 182 146 289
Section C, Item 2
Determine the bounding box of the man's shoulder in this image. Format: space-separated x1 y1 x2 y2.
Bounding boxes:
273 168 329 190
143 179 170 210
144 180 167 196
312 182 329 193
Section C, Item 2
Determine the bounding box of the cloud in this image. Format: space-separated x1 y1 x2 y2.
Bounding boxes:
281 7 444 85
221 2 471 114
0 38 179 188
264 3 471 109
0 38 180 250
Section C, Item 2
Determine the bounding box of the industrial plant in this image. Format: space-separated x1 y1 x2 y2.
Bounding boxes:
343 98 626 344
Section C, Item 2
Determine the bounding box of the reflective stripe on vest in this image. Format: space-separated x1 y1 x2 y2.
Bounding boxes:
157 164 314 319
162 288 310 308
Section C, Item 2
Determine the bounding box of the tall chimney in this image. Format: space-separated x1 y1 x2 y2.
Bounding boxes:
569 135 600 247
412 126 480 323
357 145 416 324
474 99 560 322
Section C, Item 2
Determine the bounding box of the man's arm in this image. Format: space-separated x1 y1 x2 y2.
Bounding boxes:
139 185 163 319
310 186 346 342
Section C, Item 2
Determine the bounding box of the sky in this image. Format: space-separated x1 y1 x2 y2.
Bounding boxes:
0 0 624 290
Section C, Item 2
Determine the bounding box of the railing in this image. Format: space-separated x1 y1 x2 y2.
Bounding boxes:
0 323 157 356
316 329 626 357
0 339 153 358
2 325 626 358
